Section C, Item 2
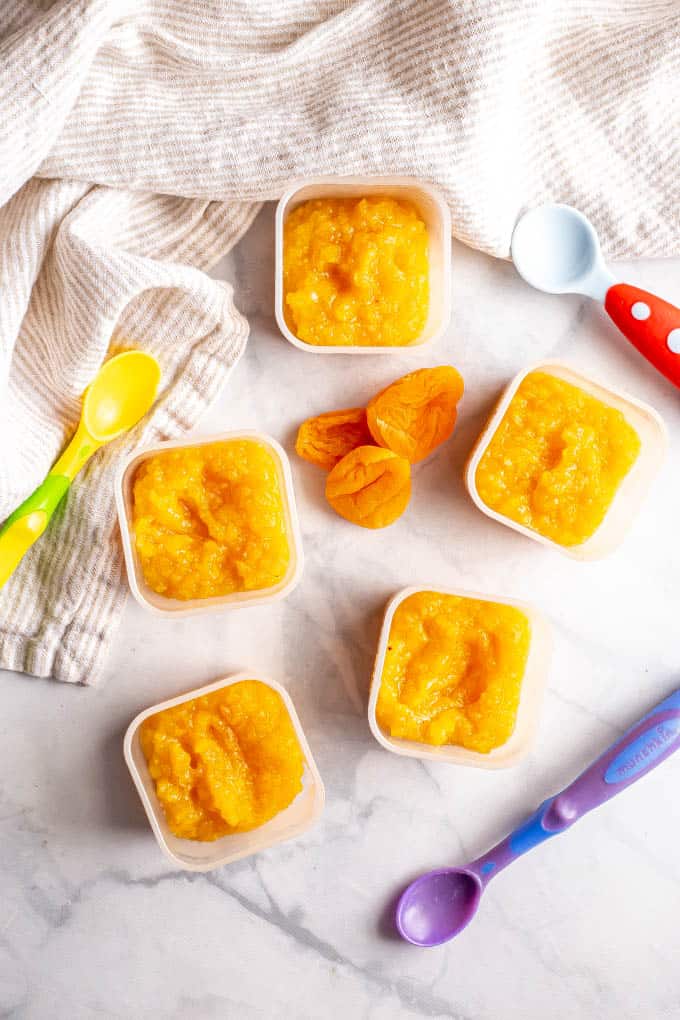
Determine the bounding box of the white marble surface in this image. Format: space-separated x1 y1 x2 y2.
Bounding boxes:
2 206 680 1019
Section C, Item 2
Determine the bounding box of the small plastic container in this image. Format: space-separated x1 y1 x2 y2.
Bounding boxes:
465 360 667 561
275 176 452 354
116 431 304 616
368 586 552 769
124 672 325 871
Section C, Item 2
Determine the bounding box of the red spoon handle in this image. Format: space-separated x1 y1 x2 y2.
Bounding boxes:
605 283 680 388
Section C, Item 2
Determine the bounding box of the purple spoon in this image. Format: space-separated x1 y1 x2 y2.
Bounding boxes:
396 688 680 947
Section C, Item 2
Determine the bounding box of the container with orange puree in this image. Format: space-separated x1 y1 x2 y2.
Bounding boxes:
474 371 641 547
132 439 291 600
140 680 305 841
283 196 429 347
375 591 531 753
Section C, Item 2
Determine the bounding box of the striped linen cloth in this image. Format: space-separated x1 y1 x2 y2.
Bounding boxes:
1 1 678 684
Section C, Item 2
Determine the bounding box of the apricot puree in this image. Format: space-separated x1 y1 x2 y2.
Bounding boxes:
283 196 429 347
140 680 305 841
475 371 641 547
376 591 531 752
132 440 290 600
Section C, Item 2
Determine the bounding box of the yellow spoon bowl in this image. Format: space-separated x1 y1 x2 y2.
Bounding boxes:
84 351 162 442
0 350 161 589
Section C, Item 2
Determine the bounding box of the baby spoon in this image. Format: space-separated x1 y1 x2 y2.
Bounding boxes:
0 350 160 589
511 204 680 388
396 687 680 947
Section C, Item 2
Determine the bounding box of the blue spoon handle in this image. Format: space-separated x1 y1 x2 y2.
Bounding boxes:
471 688 680 882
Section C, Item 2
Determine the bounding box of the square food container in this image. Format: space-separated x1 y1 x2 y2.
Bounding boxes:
368 586 552 769
465 360 667 561
275 176 452 354
124 672 325 871
115 430 304 616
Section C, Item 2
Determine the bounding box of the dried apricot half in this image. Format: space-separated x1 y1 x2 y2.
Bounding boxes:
325 446 411 529
295 407 372 471
366 366 464 463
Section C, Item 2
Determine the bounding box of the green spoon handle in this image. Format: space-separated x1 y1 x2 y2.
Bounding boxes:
0 474 71 589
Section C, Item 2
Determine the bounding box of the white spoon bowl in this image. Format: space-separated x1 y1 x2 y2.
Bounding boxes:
511 204 614 301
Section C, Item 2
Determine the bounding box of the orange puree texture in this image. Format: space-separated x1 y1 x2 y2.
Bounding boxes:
376 592 531 752
283 196 429 347
475 372 641 547
140 680 305 841
132 440 291 601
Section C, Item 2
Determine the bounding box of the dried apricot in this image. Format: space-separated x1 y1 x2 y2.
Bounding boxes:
366 366 464 463
325 446 411 529
295 407 372 470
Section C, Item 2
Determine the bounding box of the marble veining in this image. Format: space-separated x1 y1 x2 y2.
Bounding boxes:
2 206 680 1018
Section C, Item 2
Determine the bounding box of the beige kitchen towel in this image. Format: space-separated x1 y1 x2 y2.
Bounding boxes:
1 0 679 683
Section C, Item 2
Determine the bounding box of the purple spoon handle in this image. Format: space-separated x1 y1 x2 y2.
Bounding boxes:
471 688 680 883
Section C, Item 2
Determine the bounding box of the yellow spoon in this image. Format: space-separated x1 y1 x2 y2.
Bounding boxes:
0 350 161 589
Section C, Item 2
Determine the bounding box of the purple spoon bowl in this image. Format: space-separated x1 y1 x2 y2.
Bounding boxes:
395 868 482 947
